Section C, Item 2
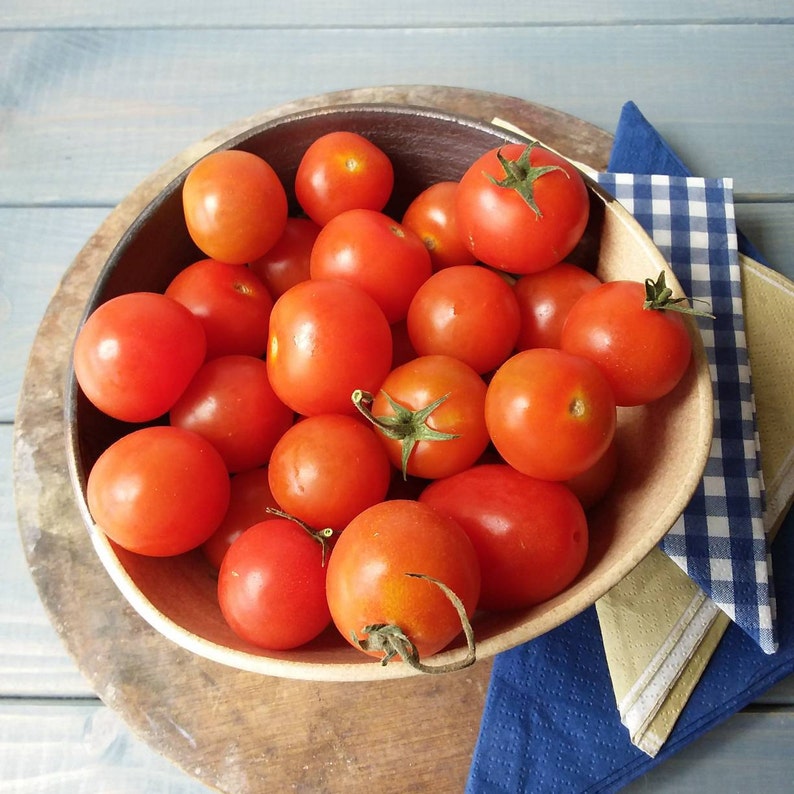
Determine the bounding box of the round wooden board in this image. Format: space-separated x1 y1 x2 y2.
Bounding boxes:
13 86 613 794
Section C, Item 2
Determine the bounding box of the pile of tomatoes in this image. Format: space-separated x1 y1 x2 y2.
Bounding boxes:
73 128 697 669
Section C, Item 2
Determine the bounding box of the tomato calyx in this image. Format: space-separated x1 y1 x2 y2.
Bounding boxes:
643 271 716 318
488 142 567 217
265 507 334 566
351 388 460 480
350 573 477 674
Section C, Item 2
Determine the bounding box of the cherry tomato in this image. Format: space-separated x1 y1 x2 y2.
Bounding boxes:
86 425 230 557
356 354 490 480
406 264 521 374
267 279 393 417
514 262 601 350
420 463 588 610
325 499 481 660
268 414 392 533
165 258 273 359
73 291 206 423
169 354 294 473
202 467 280 570
561 277 694 406
182 149 288 264
485 348 616 481
218 518 331 650
294 130 394 226
401 181 477 271
456 142 590 274
310 209 432 324
565 438 619 511
248 217 320 299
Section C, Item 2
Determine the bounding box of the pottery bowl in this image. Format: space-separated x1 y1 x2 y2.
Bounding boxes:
65 103 713 681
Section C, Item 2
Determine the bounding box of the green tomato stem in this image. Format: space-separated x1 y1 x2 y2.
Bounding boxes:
643 271 716 318
264 507 334 567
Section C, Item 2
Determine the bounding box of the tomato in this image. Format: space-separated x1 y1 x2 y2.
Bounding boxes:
355 354 489 480
182 149 288 264
310 209 432 324
267 279 393 417
86 425 230 557
565 438 619 511
202 467 280 570
485 348 616 481
561 276 694 406
268 414 392 533
248 217 320 299
165 258 273 359
514 262 601 350
401 181 477 271
406 264 521 374
73 291 206 423
294 130 394 226
169 354 294 473
218 518 331 650
420 463 588 610
325 499 481 660
456 142 590 274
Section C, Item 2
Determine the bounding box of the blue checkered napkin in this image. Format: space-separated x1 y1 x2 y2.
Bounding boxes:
595 172 777 653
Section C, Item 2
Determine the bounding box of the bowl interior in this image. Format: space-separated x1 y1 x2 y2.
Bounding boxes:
65 103 713 681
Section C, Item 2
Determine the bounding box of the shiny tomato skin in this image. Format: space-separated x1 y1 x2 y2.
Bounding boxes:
485 348 616 481
295 131 394 226
86 425 231 557
73 291 206 423
165 258 273 359
310 208 432 324
406 264 521 374
169 354 294 473
218 518 331 650
182 149 288 265
456 143 590 274
420 463 588 609
401 181 477 271
267 279 393 417
514 262 601 350
268 413 392 533
561 279 693 406
326 499 481 660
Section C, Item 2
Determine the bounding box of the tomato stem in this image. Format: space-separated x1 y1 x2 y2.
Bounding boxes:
265 507 334 566
643 271 716 318
487 141 567 217
351 389 460 480
350 573 477 674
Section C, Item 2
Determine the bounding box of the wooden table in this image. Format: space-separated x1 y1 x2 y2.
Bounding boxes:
3 4 793 792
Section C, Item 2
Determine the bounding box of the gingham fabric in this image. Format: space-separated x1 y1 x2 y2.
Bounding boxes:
595 172 777 653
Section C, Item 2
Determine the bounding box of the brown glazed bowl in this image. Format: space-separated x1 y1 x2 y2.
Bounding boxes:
65 103 713 681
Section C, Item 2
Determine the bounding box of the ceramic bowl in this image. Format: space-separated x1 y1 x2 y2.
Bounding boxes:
65 103 713 681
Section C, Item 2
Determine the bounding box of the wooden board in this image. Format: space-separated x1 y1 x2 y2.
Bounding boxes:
12 85 615 794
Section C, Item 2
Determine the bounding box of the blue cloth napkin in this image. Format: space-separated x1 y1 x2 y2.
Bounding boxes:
465 101 794 793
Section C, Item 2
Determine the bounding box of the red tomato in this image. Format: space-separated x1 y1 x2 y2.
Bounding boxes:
267 279 393 416
514 262 601 350
456 142 590 274
268 414 392 533
86 425 230 557
420 464 588 610
565 438 619 511
73 291 206 423
165 258 273 359
218 518 331 650
325 499 481 660
202 467 280 570
310 208 432 324
356 354 490 480
401 181 477 271
406 264 521 374
182 149 288 264
294 130 394 226
485 348 616 481
248 217 320 299
169 355 294 473
561 277 694 406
